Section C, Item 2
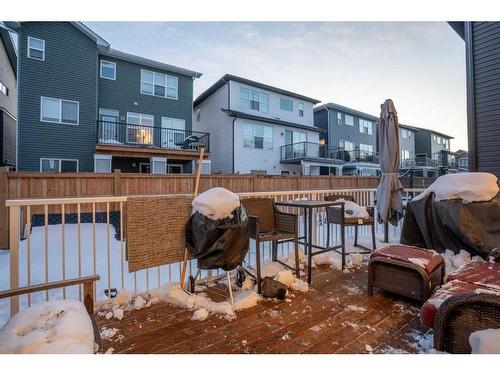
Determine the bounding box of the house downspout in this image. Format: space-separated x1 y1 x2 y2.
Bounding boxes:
232 115 237 174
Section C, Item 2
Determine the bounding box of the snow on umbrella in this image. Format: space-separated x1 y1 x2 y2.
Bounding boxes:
375 99 404 227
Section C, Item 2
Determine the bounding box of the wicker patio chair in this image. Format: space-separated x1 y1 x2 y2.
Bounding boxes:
324 194 376 255
433 291 500 353
240 197 300 294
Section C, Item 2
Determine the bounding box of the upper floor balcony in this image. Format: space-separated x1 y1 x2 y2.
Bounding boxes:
280 142 344 164
95 120 210 158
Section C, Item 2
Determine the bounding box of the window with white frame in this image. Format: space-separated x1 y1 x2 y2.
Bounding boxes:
298 102 304 117
280 98 293 112
0 81 7 96
41 97 79 125
359 143 373 157
401 149 411 160
126 112 154 145
359 119 373 135
243 123 273 149
344 114 354 126
151 157 167 174
141 69 178 99
240 87 269 112
28 37 45 60
161 117 186 148
339 140 354 151
337 112 342 125
401 128 412 140
94 154 112 173
100 60 116 80
40 158 78 172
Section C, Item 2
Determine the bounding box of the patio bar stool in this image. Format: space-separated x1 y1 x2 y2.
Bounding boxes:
240 197 300 294
324 194 376 266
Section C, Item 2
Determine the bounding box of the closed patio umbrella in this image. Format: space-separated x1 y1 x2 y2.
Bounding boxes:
375 99 404 238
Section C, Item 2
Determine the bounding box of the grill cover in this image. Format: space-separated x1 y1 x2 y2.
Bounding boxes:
185 206 250 271
400 192 500 257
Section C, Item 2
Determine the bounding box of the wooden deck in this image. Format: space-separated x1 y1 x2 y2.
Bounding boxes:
96 266 430 354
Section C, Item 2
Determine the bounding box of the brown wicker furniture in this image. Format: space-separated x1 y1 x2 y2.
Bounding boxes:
368 245 445 303
0 275 101 350
324 194 376 265
241 198 299 294
274 200 345 283
420 258 500 353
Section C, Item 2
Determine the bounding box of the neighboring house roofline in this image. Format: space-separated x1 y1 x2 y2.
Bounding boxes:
194 74 321 108
448 21 465 41
0 24 17 76
4 21 202 79
221 109 323 133
99 48 202 78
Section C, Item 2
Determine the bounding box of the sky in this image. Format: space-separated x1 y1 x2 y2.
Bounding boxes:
86 22 467 150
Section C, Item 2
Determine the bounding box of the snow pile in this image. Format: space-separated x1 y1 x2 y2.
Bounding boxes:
333 199 370 219
469 328 500 354
275 270 309 292
191 308 209 321
191 187 240 220
260 258 309 292
442 249 483 276
0 300 95 354
414 172 499 203
233 290 262 311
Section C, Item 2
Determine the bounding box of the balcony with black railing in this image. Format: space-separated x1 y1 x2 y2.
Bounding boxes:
96 121 210 153
280 142 345 163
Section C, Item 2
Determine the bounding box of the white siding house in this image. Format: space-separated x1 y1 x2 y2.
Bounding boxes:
193 74 325 175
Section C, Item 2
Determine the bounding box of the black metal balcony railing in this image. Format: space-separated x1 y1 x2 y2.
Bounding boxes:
400 156 439 168
96 121 210 152
344 150 380 164
280 142 344 161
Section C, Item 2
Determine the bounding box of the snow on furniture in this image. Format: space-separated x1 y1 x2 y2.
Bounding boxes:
191 187 240 220
413 172 499 203
368 245 445 303
0 275 100 354
420 258 500 353
469 328 500 354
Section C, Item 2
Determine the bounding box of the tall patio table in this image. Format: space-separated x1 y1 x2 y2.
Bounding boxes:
275 200 345 284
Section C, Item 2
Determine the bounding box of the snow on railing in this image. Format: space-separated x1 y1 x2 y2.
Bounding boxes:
1 188 423 323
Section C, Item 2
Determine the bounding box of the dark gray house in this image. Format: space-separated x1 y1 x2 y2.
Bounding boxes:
314 103 379 176
8 22 206 173
450 22 500 177
411 127 454 177
0 25 17 169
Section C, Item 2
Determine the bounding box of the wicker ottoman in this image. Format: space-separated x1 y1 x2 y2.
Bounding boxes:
368 245 445 303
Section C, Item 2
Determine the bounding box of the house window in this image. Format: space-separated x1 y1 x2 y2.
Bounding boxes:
401 128 412 140
240 87 269 112
401 149 411 160
41 97 79 125
243 123 273 149
359 119 373 135
339 140 354 151
40 158 78 172
100 60 116 80
28 37 45 60
94 154 112 173
161 117 186 148
298 102 304 117
151 157 167 174
141 69 178 99
337 112 342 125
0 81 7 96
280 98 293 112
344 114 354 126
126 112 154 145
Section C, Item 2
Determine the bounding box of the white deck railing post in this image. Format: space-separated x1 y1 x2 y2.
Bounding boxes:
9 205 20 316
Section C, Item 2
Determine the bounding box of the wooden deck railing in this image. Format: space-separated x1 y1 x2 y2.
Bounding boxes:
1 188 424 322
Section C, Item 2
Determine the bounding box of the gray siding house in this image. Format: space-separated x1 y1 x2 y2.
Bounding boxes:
193 74 325 175
0 25 17 168
10 21 205 173
450 22 500 177
314 103 379 176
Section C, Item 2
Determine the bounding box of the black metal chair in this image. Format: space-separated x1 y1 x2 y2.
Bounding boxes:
324 194 376 267
240 198 300 294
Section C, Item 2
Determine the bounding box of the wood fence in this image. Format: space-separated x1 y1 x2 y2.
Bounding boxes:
0 168 380 248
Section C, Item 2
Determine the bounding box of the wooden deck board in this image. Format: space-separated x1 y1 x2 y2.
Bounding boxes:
97 266 428 354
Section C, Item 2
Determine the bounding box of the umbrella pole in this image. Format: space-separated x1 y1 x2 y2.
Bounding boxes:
180 147 205 289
